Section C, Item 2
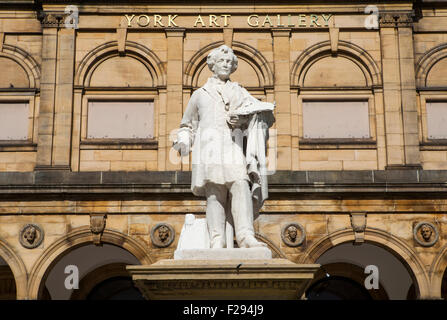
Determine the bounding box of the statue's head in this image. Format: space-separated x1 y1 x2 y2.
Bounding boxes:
420 224 433 241
158 225 170 242
207 45 238 80
24 225 37 244
286 225 298 242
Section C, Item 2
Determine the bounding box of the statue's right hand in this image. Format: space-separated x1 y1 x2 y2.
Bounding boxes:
173 141 190 156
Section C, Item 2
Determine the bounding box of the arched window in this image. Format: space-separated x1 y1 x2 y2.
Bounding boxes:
0 45 40 171
73 41 165 171
291 40 382 170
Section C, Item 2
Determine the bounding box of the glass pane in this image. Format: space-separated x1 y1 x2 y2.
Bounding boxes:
87 101 154 139
303 101 370 139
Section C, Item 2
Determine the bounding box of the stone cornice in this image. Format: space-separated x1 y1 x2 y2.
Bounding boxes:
0 170 446 198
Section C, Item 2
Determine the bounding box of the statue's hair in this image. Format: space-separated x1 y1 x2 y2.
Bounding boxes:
206 45 238 74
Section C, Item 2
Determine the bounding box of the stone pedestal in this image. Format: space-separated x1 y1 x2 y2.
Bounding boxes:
127 248 320 300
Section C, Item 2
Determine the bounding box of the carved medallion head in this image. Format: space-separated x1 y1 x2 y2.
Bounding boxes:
414 221 439 247
207 45 238 80
281 223 305 247
150 223 175 248
158 225 170 242
19 224 44 249
24 225 37 244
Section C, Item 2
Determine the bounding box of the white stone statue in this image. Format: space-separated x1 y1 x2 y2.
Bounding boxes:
174 45 275 249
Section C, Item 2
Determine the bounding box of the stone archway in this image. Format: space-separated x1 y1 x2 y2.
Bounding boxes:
0 238 27 300
429 244 447 299
27 227 153 300
300 228 431 299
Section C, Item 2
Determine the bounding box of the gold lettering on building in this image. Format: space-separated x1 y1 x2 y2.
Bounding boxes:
125 14 135 27
124 13 333 28
137 15 150 27
247 14 259 27
194 15 205 27
154 14 164 27
168 15 179 27
262 15 273 27
322 14 333 27
310 14 321 27
221 14 231 27
209 15 219 27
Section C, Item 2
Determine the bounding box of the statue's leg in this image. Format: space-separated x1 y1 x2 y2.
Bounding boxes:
205 183 228 248
229 179 267 248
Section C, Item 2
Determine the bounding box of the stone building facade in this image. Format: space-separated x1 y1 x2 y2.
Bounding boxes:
0 0 447 300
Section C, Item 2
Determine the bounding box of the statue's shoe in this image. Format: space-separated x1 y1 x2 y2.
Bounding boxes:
239 236 267 248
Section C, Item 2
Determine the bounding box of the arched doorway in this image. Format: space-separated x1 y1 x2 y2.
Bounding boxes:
0 256 16 300
43 243 143 300
442 268 447 300
27 227 153 300
301 229 430 299
307 242 422 300
306 262 389 300
70 262 144 300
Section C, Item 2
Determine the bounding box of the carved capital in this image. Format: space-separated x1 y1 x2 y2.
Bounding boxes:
350 212 367 244
90 214 107 246
38 11 70 28
379 11 414 28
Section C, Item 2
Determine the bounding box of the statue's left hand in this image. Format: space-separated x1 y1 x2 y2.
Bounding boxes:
228 114 249 127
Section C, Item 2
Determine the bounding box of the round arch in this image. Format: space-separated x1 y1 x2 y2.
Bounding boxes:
415 43 447 87
0 44 41 88
27 227 153 300
0 237 28 299
74 41 166 87
429 243 447 299
299 228 430 299
291 40 381 88
184 41 274 88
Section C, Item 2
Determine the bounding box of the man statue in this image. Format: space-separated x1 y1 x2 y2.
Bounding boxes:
174 45 275 249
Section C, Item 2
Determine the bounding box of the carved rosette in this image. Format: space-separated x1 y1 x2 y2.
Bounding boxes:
19 224 44 249
379 11 414 28
150 223 175 248
90 214 106 246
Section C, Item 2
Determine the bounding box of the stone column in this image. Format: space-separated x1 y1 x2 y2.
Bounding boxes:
36 12 75 170
165 29 185 171
272 29 292 170
53 28 75 169
35 14 59 169
379 12 421 168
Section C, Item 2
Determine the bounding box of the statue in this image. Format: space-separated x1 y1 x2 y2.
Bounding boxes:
174 45 275 249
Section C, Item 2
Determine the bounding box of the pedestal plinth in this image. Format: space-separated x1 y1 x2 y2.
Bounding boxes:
127 248 320 300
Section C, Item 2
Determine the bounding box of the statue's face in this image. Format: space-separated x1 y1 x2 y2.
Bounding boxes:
287 227 298 241
420 225 432 241
24 227 37 244
158 227 169 242
213 53 233 80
